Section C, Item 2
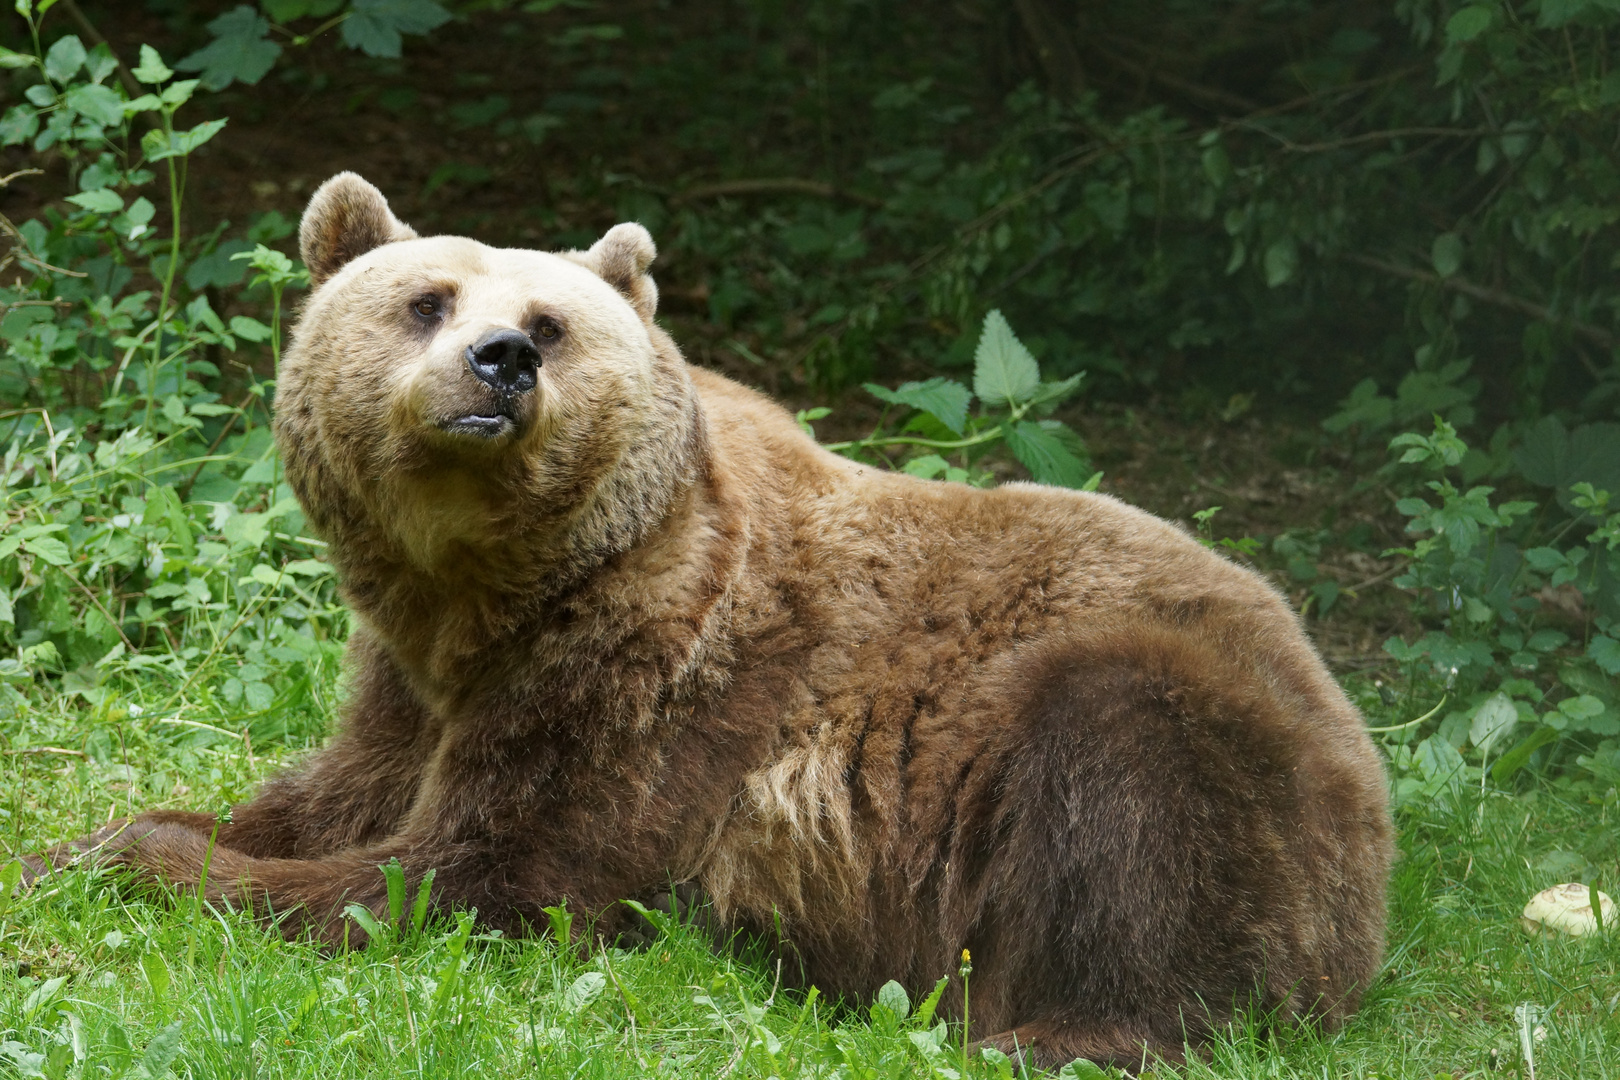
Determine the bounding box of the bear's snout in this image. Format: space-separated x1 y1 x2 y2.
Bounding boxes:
466 327 540 395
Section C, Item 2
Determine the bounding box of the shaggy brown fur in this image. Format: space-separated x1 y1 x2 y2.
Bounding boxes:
28 173 1393 1072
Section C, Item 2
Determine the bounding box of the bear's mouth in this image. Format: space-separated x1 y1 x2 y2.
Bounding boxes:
439 406 519 439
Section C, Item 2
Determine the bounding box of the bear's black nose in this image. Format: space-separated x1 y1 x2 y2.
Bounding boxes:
466 328 540 394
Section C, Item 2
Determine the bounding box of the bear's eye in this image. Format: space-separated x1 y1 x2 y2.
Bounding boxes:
412 296 440 319
535 318 560 339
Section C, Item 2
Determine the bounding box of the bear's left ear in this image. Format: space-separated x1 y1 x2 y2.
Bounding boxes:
578 223 659 322
300 172 419 289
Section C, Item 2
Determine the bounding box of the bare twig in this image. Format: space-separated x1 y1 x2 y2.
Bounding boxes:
1229 122 1484 153
1346 252 1616 350
1096 45 1259 113
0 168 44 189
57 0 143 99
672 178 883 208
179 390 258 499
2 746 88 758
56 563 136 652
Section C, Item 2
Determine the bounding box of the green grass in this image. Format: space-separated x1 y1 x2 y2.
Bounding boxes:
2 673 1618 1079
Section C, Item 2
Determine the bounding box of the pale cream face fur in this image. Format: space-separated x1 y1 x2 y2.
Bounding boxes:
282 234 666 570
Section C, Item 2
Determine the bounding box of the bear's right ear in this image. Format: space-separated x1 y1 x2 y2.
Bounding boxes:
299 173 418 289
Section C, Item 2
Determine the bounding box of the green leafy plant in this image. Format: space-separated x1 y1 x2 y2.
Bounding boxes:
174 1 452 91
1377 416 1620 804
809 310 1100 490
0 15 340 770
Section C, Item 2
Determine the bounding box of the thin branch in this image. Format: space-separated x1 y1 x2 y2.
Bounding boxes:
672 178 883 208
56 562 137 653
1094 42 1259 113
1228 122 1485 153
57 0 143 99
2 746 87 758
1345 252 1616 350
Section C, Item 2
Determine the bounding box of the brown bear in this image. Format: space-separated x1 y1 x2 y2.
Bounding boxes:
30 173 1393 1071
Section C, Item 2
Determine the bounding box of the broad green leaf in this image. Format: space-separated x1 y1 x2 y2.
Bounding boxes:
1446 6 1494 42
0 590 12 625
1005 420 1092 488
1558 694 1606 720
144 485 195 558
864 376 971 434
1026 372 1086 410
63 82 125 126
972 310 1040 407
229 315 274 342
222 510 270 549
140 951 170 1001
132 44 173 85
342 0 453 59
139 1021 184 1079
343 901 387 942
159 79 200 107
176 6 281 90
142 117 227 161
1263 236 1298 287
901 454 950 479
1415 734 1467 784
1492 725 1560 782
1431 232 1464 278
1056 1059 1112 1080
1538 0 1592 28
0 45 35 69
0 104 38 146
876 980 910 1020
22 975 67 1020
562 971 606 1013
1469 693 1517 755
65 188 123 214
1589 634 1620 675
42 34 85 83
22 536 70 566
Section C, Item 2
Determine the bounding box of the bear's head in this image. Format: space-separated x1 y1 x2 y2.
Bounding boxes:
275 173 703 590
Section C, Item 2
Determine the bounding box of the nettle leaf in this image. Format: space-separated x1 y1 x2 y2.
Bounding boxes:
865 376 971 435
973 309 1040 408
176 6 282 91
1026 373 1085 412
1005 420 1092 488
342 0 453 59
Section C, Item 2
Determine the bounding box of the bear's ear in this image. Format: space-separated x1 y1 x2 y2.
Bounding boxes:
300 173 418 289
577 223 659 322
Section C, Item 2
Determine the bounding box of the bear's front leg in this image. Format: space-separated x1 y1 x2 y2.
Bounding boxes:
77 721 674 947
214 638 441 859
